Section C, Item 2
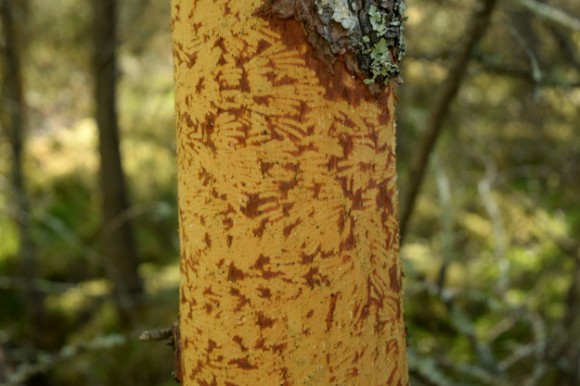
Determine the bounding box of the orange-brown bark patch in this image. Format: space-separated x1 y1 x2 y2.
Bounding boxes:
227 262 245 282
325 292 338 332
228 357 257 370
256 311 275 329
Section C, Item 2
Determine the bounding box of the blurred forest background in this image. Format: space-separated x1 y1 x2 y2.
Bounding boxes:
0 0 579 385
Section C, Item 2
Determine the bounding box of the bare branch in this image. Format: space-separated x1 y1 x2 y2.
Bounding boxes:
474 59 580 88
517 0 580 31
3 335 127 386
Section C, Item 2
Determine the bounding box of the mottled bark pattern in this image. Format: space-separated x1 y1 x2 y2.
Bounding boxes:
172 1 408 384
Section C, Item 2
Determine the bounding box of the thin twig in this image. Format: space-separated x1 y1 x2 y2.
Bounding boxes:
1 334 127 386
517 0 580 32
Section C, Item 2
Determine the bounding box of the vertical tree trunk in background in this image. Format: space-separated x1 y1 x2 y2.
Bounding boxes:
0 0 44 325
172 1 408 384
92 0 143 321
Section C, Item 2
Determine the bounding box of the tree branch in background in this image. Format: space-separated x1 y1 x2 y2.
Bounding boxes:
2 334 127 386
0 276 76 294
399 0 499 242
547 23 580 69
517 0 580 32
547 236 580 385
474 58 580 89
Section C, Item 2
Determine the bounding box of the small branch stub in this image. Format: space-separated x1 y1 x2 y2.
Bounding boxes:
139 319 182 383
263 0 406 89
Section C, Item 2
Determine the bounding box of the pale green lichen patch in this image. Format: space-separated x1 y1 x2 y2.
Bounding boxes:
363 38 400 84
362 3 406 85
369 4 388 36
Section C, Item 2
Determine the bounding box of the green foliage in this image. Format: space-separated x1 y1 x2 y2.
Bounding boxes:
397 1 580 384
0 0 179 384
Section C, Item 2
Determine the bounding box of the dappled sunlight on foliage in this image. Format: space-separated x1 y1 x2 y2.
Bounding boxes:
28 118 98 181
397 0 580 384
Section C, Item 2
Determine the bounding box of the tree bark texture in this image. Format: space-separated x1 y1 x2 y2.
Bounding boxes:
1 0 44 325
172 1 408 384
92 0 143 318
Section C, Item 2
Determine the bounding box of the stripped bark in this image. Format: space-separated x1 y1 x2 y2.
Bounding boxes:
172 1 408 384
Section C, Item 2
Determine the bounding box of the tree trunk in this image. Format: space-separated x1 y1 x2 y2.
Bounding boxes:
172 1 409 384
92 0 143 321
0 0 44 326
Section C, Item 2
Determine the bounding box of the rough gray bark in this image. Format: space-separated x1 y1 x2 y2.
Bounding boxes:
264 0 406 89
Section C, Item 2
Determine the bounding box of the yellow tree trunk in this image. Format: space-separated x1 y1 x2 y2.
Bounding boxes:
171 1 409 384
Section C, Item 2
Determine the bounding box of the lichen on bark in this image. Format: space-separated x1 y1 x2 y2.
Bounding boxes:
264 0 406 88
